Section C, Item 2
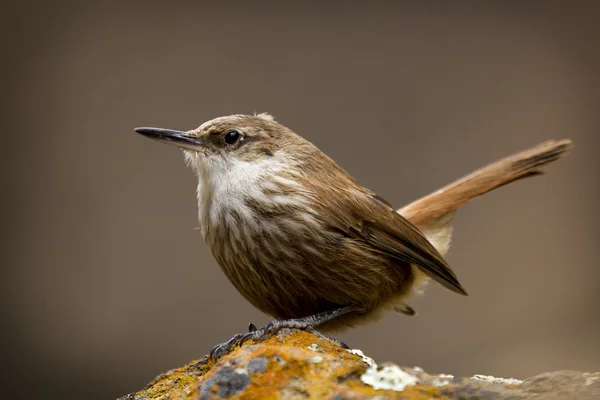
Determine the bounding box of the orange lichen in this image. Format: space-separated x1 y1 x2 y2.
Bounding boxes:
124 330 460 399
120 331 597 399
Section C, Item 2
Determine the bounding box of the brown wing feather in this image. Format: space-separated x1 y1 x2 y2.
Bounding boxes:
298 160 467 296
360 198 466 295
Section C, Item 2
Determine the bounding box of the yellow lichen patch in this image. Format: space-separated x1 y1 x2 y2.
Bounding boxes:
132 357 212 400
227 330 388 399
123 329 462 399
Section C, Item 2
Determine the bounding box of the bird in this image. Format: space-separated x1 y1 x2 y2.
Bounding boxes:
135 113 572 360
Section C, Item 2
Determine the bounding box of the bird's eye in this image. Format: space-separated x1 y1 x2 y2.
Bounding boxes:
224 130 242 145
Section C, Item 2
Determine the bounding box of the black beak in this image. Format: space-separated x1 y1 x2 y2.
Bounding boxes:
134 127 202 151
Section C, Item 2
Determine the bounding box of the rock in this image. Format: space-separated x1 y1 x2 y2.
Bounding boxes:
119 329 599 399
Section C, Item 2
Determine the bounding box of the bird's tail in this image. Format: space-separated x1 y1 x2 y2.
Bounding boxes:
398 139 573 256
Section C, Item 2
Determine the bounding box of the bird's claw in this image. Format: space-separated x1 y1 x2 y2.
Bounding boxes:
208 322 280 362
241 323 277 344
209 332 246 361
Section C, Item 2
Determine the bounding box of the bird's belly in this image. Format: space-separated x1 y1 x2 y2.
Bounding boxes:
206 215 416 323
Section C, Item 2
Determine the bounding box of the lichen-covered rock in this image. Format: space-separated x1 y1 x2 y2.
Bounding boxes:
120 329 599 399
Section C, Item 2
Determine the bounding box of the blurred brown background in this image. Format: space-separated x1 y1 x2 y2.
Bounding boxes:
2 1 599 399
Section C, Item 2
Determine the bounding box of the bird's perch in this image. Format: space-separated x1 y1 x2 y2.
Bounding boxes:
121 139 581 400
121 329 598 400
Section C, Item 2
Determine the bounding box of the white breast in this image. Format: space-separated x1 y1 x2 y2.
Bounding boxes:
184 150 297 239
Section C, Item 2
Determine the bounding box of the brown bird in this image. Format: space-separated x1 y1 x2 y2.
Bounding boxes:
135 113 572 359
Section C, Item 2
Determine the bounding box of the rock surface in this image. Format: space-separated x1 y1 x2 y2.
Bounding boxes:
120 329 599 399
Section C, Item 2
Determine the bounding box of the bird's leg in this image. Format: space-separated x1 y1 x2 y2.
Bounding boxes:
242 305 358 348
209 306 358 361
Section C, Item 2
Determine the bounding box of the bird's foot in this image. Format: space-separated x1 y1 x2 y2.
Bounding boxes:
209 306 358 362
245 321 351 349
208 332 247 362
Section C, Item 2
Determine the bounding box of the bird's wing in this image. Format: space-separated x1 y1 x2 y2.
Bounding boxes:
306 178 467 296
360 193 466 295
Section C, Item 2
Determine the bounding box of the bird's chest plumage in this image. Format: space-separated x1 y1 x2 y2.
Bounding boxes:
199 181 332 317
194 156 323 308
200 178 320 280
